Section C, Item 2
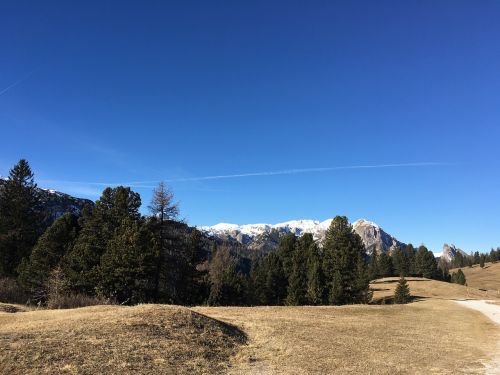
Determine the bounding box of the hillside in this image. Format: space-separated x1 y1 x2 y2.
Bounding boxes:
0 304 246 374
371 277 500 303
450 262 500 291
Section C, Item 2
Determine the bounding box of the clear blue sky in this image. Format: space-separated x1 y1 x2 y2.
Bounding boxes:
1 1 499 253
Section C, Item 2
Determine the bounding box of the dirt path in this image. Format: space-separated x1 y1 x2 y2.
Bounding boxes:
455 300 500 374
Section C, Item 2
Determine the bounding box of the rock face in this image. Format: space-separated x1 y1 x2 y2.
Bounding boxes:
0 179 94 221
352 219 406 255
440 244 468 263
200 218 405 255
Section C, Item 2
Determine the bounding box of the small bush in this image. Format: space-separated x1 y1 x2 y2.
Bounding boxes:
0 277 29 304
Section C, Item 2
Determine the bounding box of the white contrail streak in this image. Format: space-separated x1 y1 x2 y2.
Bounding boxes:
38 162 452 188
0 71 34 97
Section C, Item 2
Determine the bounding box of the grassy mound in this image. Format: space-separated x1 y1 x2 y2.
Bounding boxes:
450 262 500 292
0 304 246 374
371 277 500 302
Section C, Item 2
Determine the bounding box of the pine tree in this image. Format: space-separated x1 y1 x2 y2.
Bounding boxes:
391 246 408 276
207 244 246 306
394 276 411 304
406 244 416 276
276 233 297 278
378 252 394 277
63 186 142 294
368 248 379 280
322 216 370 305
451 269 466 285
17 213 80 302
286 233 313 305
305 242 324 305
480 255 485 268
0 160 45 276
98 218 156 304
415 245 437 279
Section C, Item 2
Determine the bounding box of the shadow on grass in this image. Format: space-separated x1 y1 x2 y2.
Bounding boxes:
371 295 428 305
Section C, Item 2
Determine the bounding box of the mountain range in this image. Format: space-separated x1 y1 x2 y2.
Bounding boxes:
0 179 94 221
199 219 406 256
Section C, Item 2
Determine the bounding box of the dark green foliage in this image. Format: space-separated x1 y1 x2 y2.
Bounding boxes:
451 269 467 285
98 218 156 304
368 249 379 280
305 241 324 305
63 186 141 294
406 244 416 276
0 160 45 276
391 246 408 277
286 233 313 305
276 233 297 277
480 255 485 268
473 251 480 265
377 252 394 277
17 213 81 302
208 245 246 306
394 277 411 304
415 245 437 279
322 216 371 305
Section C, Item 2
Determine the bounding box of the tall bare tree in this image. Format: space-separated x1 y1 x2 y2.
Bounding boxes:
148 181 179 222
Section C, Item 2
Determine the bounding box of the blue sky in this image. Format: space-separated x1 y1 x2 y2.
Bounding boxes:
1 1 499 253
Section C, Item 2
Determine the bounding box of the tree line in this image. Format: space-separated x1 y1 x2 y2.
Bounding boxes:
0 159 486 307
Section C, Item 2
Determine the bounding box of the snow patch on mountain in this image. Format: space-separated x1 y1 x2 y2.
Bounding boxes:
199 218 405 255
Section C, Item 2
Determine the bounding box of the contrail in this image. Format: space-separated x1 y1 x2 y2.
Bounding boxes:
38 162 453 188
0 71 34 97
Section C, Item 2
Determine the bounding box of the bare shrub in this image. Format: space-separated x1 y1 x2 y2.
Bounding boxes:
46 266 115 309
0 277 29 304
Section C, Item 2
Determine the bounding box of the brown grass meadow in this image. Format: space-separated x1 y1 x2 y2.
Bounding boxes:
1 278 499 374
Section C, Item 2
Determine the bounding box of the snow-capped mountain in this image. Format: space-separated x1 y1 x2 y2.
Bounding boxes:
199 218 405 255
0 179 94 220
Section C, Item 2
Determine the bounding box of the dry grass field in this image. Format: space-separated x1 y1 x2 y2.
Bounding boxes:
1 279 500 374
0 304 245 375
371 277 500 302
450 262 500 292
194 300 499 374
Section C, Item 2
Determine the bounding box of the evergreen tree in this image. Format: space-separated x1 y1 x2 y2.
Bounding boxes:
322 216 370 305
98 218 156 304
368 249 379 280
263 252 288 305
406 244 416 276
180 228 209 305
391 246 408 276
207 244 246 306
473 251 480 265
394 276 411 304
17 213 80 302
378 252 394 277
276 233 297 277
63 186 141 294
480 255 485 268
451 269 466 285
415 245 437 279
305 241 324 305
286 233 313 305
0 160 45 276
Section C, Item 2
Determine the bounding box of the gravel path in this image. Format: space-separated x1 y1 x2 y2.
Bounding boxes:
455 300 500 374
